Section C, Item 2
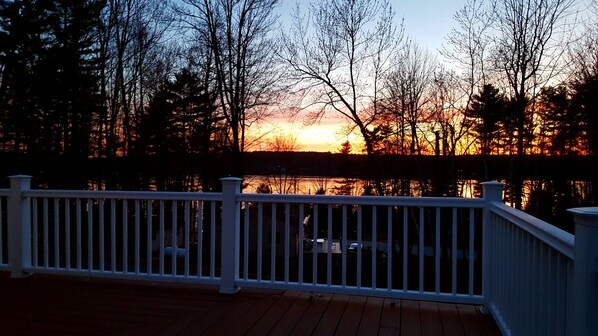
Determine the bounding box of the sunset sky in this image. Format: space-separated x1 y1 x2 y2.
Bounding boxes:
269 0 465 153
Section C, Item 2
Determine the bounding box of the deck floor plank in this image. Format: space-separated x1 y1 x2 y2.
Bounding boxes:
378 299 402 336
438 302 466 336
0 272 502 336
222 292 285 336
177 293 258 336
456 303 489 336
400 299 422 336
311 293 350 336
290 293 334 336
357 297 384 336
474 306 504 336
420 301 444 336
335 295 367 336
243 290 301 336
154 314 210 336
197 293 262 336
268 291 313 336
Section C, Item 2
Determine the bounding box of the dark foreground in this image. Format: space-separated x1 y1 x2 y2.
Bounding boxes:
0 272 501 335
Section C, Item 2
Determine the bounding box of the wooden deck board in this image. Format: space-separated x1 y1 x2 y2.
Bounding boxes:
311 294 350 336
0 272 502 335
457 304 488 336
335 295 367 336
290 293 334 336
420 301 444 336
196 293 261 335
176 295 256 336
438 302 466 336
474 306 503 336
269 291 313 336
378 299 402 335
357 297 384 336
223 293 284 336
400 299 422 336
244 290 301 336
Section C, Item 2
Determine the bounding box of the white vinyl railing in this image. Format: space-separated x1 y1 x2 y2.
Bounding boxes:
235 193 485 304
25 190 223 285
2 175 598 336
485 202 574 336
0 190 9 270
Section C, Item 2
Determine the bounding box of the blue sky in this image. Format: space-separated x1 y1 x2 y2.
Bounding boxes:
394 0 465 52
277 0 465 53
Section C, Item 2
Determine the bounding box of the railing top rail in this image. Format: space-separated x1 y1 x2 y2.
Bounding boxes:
0 189 9 196
238 192 486 208
23 189 223 201
490 202 574 259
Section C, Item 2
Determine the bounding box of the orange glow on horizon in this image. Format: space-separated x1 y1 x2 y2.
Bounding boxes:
294 125 363 153
253 118 364 153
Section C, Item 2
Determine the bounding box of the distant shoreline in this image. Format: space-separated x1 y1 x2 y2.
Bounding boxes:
1 151 595 186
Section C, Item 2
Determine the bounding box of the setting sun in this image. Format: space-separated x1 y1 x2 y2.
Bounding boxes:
256 116 365 153
294 123 363 153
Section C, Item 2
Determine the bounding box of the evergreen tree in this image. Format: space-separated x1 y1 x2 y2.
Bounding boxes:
0 0 52 153
136 68 223 190
0 0 104 158
464 84 506 155
537 86 581 155
45 0 105 160
572 73 598 156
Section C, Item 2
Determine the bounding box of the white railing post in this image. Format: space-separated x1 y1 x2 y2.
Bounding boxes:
567 207 598 336
481 181 504 313
7 175 32 278
219 177 242 294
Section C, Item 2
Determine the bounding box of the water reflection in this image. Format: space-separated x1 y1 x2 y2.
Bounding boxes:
245 175 485 198
243 175 593 234
79 173 592 234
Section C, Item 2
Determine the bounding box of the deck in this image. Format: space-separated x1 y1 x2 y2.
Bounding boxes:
0 272 501 336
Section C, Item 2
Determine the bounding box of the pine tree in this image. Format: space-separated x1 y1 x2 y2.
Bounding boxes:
44 0 105 159
0 0 105 158
464 84 506 155
0 0 52 153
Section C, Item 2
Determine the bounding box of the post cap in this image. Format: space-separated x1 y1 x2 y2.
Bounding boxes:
8 175 32 190
481 181 504 202
8 175 32 180
480 181 504 187
220 177 243 191
568 207 598 227
567 207 598 216
220 177 243 182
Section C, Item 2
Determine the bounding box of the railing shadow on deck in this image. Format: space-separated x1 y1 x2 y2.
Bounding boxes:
1 175 597 336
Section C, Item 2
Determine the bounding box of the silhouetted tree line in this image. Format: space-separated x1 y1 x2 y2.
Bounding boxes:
0 0 597 208
0 0 103 159
0 0 282 190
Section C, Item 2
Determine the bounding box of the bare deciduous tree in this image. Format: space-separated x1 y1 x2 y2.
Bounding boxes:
383 41 435 155
491 0 575 156
443 0 494 104
442 0 495 157
568 0 598 156
175 0 283 177
280 0 403 194
492 0 575 208
569 0 598 84
445 0 576 208
268 132 301 152
428 67 473 156
96 0 172 158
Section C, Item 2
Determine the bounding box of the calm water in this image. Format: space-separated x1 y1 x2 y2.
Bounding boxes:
242 175 593 233
82 173 592 233
244 175 480 197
